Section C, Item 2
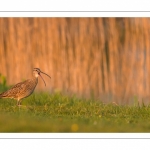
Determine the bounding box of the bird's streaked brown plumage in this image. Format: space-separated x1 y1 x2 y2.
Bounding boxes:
0 68 51 106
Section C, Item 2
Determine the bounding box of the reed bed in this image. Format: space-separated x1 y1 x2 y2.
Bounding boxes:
0 18 150 104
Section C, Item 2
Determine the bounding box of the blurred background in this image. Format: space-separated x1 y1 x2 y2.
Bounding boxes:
0 18 150 105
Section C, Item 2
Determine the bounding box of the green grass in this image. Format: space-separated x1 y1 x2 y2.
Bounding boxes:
0 91 150 132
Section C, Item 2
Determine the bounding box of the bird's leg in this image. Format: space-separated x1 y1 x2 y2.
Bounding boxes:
19 100 22 106
17 99 22 106
17 100 19 106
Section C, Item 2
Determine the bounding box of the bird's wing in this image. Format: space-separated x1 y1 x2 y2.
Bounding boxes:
0 80 29 98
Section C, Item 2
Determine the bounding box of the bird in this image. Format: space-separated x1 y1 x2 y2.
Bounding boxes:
0 68 51 106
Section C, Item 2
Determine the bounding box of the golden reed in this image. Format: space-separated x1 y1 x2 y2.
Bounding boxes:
0 18 149 104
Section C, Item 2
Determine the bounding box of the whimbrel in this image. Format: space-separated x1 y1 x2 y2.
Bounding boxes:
0 68 51 106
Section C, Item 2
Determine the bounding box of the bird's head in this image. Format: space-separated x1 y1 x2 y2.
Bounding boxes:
33 68 51 86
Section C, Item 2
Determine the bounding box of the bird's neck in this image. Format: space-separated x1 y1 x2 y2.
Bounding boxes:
32 76 38 83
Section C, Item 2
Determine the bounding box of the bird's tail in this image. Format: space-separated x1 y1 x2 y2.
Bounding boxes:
0 92 5 98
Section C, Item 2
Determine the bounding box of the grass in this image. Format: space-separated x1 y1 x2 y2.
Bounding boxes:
1 77 150 133
0 90 150 132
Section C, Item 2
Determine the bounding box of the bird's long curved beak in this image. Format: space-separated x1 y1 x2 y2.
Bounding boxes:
41 71 51 79
39 74 46 86
39 71 51 86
